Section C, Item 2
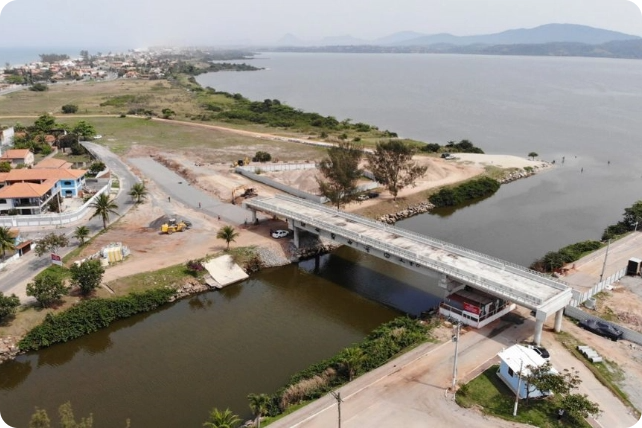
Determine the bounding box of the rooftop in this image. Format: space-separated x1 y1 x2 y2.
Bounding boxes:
498 344 550 375
0 180 55 198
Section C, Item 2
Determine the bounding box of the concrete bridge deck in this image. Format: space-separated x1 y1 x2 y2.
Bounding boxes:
245 195 573 344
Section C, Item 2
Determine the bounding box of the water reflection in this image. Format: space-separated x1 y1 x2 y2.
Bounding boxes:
188 294 214 311
429 194 498 218
0 359 31 390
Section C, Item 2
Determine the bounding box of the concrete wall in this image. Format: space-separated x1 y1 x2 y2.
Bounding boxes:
0 179 111 228
564 305 642 346
235 167 328 203
569 267 626 307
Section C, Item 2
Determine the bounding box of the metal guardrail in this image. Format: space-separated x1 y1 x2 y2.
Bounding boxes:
267 195 568 288
246 196 547 307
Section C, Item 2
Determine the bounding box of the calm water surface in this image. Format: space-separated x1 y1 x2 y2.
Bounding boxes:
198 53 642 264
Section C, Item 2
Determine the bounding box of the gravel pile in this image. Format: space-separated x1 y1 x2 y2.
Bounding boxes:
256 246 291 268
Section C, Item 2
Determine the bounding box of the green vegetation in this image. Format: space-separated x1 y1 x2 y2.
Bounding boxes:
456 366 592 427
69 260 105 296
29 83 49 92
73 226 90 245
0 292 20 321
317 141 363 209
236 317 434 422
528 152 539 160
128 182 148 204
29 401 96 428
0 226 16 258
203 407 241 428
602 200 642 240
89 193 119 229
420 139 484 154
61 103 79 114
530 241 602 273
19 287 175 351
252 151 272 162
26 271 68 308
217 226 239 250
34 232 69 257
429 176 500 207
367 139 427 200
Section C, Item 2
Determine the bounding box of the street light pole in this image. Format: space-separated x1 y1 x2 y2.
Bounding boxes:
513 360 524 416
599 239 611 283
451 321 461 392
330 391 342 428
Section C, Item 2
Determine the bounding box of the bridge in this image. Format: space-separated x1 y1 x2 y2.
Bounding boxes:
244 195 573 345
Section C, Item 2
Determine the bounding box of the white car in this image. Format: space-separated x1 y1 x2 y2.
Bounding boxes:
271 229 289 239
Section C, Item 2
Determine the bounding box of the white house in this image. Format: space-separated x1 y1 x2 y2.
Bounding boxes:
1 149 34 167
497 345 557 399
0 127 14 146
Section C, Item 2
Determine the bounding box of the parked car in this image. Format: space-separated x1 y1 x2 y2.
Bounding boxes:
579 319 624 341
357 194 369 201
271 229 289 239
526 344 550 360
367 192 380 199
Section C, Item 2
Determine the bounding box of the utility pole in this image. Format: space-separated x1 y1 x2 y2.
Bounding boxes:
451 321 461 392
513 360 524 416
599 239 611 283
330 391 342 428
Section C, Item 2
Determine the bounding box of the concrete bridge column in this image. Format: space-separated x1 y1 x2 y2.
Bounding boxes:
293 226 300 249
554 308 564 333
250 209 257 223
533 318 545 346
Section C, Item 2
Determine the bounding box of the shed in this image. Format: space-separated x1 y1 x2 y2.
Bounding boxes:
627 258 642 276
497 345 555 399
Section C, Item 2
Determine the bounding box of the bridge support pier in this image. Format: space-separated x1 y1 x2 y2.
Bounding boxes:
250 209 257 223
293 226 300 248
534 318 545 346
554 308 564 333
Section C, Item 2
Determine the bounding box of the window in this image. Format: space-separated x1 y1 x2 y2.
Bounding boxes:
508 367 514 377
64 181 72 186
0 199 5 204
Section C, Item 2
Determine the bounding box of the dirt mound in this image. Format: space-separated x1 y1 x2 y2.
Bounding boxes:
149 215 172 229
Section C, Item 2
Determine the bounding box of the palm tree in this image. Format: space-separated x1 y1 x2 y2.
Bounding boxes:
0 226 16 259
203 408 240 428
73 226 90 245
248 393 270 428
217 225 239 250
128 182 148 204
341 347 366 381
89 193 119 230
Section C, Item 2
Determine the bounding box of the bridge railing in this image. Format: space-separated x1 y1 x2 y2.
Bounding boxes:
269 195 569 290
249 197 544 307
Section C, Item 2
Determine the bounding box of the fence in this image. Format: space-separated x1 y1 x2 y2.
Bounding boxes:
0 252 20 271
568 267 627 307
564 305 642 346
238 163 317 173
0 179 112 228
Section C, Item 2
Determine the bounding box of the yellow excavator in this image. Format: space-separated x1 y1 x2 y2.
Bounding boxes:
161 218 189 234
231 185 257 205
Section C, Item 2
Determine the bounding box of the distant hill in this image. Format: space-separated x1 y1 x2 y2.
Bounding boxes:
393 24 640 46
270 24 642 59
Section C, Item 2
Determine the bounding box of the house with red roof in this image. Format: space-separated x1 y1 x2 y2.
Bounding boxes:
0 149 34 167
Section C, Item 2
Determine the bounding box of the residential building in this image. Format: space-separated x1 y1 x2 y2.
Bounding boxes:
0 149 34 167
0 127 14 146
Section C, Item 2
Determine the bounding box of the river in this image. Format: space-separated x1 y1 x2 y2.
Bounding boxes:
2 52 642 426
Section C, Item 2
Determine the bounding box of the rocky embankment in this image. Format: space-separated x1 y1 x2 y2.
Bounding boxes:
289 234 341 261
378 202 435 224
498 167 539 184
0 336 20 364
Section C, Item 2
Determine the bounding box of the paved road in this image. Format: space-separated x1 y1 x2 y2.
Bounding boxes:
0 142 138 299
129 157 256 225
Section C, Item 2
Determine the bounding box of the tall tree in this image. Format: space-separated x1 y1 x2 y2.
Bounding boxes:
73 226 90 245
217 226 239 250
203 408 240 428
34 232 69 257
0 226 16 259
26 272 68 308
528 152 538 160
90 193 119 229
247 393 270 428
72 121 97 140
0 292 20 321
128 182 148 204
33 113 56 134
367 139 427 201
70 260 105 295
316 141 363 210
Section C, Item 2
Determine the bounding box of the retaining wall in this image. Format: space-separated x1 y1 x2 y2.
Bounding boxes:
569 267 627 307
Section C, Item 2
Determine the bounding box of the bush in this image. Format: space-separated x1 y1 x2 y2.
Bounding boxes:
252 151 272 163
0 292 20 321
19 288 176 351
61 104 78 114
530 240 602 272
29 83 48 91
429 177 500 207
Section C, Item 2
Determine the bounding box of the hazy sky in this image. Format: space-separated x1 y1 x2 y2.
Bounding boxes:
0 0 640 48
